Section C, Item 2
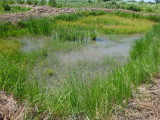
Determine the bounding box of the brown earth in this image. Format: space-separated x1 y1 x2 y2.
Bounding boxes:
0 4 76 23
112 76 160 120
0 4 160 23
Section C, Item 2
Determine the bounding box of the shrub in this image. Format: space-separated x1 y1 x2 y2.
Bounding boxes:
88 0 92 3
0 22 15 38
27 17 53 36
33 0 39 5
2 4 11 11
0 2 4 12
39 0 47 6
125 4 142 12
48 0 56 7
27 0 32 5
16 0 25 4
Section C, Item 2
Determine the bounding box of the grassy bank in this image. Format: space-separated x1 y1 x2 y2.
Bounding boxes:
0 11 156 39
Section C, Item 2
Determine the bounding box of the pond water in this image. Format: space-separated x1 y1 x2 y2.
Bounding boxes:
19 34 144 86
20 36 48 52
57 34 144 64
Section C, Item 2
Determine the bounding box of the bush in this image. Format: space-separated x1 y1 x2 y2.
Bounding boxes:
16 0 25 4
0 22 16 38
48 0 56 7
125 4 142 12
27 17 53 36
33 0 39 5
0 2 4 12
27 0 32 5
145 7 153 12
8 0 15 4
2 4 11 11
39 0 47 6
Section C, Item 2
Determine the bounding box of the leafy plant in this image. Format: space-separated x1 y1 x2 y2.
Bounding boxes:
16 0 25 4
2 4 11 11
39 0 47 6
48 0 56 7
27 0 32 5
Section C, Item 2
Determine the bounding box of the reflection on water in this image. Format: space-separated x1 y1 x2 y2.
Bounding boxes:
57 34 144 64
19 34 144 85
19 37 48 53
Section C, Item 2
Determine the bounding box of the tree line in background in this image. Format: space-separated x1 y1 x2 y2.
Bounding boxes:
0 0 57 7
1 0 160 7
0 0 159 13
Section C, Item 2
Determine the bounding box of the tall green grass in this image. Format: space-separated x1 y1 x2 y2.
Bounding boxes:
45 23 160 119
27 17 54 36
114 11 160 22
0 22 28 38
54 11 106 21
18 23 160 119
53 23 90 42
0 11 156 40
0 13 160 119
0 40 40 100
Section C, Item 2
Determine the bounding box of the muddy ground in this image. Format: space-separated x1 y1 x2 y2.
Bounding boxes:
0 4 160 23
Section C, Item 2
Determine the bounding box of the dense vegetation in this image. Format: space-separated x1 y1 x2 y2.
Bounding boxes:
0 8 160 119
0 1 31 14
0 0 160 13
0 0 160 119
56 1 160 13
0 11 156 39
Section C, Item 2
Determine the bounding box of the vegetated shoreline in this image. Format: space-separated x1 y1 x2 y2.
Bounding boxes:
0 4 160 23
0 10 160 119
1 24 160 119
0 10 155 39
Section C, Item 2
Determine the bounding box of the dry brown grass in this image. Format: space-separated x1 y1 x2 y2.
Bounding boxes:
0 91 25 120
112 77 160 120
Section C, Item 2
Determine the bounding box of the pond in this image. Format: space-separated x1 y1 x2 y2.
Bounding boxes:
19 33 144 87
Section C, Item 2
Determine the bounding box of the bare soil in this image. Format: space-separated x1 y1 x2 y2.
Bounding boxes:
0 4 76 23
0 4 160 23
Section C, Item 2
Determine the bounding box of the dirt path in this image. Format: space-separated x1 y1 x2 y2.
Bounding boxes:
0 5 76 23
0 4 160 23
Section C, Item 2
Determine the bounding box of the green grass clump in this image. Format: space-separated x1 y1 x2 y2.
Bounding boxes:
0 2 31 14
48 0 56 7
54 11 106 22
0 22 28 38
27 17 54 36
114 11 160 22
53 23 89 42
61 14 155 34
